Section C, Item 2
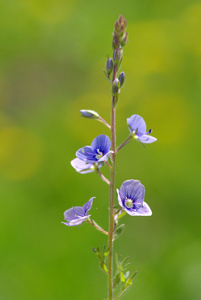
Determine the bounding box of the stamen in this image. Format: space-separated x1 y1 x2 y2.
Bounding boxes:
95 149 103 159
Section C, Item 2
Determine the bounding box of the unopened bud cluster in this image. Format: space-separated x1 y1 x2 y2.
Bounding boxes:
112 15 128 50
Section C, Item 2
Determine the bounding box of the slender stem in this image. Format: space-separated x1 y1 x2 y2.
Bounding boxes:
98 116 111 129
97 169 110 185
114 289 124 300
105 160 112 169
88 219 109 235
108 64 118 300
116 136 131 153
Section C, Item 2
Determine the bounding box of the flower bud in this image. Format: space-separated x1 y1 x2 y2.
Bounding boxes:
118 72 126 87
80 109 99 119
113 48 123 65
112 78 120 97
105 58 113 75
120 32 128 47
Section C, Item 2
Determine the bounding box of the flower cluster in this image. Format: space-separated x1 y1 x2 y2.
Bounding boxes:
63 114 156 224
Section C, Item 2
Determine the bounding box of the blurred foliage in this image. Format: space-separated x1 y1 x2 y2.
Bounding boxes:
0 0 201 299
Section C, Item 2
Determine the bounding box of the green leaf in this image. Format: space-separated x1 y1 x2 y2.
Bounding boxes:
117 211 127 220
125 271 137 288
101 261 108 274
121 256 129 268
93 247 102 261
114 224 125 240
115 253 119 269
103 248 109 259
120 271 125 283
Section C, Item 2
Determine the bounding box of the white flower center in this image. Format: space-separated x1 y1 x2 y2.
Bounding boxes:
125 197 133 208
95 149 103 159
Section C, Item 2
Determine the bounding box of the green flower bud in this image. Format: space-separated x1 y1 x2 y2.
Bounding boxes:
118 72 126 87
112 78 120 97
113 48 123 65
80 109 99 119
105 58 113 75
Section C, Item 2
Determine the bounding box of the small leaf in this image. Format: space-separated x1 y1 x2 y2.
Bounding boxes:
103 248 109 259
115 253 119 269
120 271 125 283
114 224 125 240
121 256 129 268
125 271 137 288
95 247 103 261
117 211 127 220
103 69 112 83
101 261 108 274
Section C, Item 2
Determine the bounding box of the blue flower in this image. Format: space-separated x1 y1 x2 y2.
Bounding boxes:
62 197 94 226
71 158 102 174
117 180 152 216
76 134 112 164
127 114 157 144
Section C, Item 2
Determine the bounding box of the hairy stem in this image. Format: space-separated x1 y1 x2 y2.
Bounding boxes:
108 64 117 300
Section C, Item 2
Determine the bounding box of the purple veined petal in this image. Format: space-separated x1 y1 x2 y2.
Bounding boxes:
83 197 95 214
138 134 157 144
116 189 124 208
127 115 146 134
91 134 111 153
76 146 97 163
125 202 152 216
71 158 94 174
62 215 90 226
73 206 85 216
64 207 77 221
120 180 145 204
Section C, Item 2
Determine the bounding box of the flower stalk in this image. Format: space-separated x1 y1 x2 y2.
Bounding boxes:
108 63 118 300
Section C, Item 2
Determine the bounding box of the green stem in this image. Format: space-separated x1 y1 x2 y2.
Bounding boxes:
88 219 109 235
116 136 131 153
97 169 110 185
108 64 117 300
98 115 111 129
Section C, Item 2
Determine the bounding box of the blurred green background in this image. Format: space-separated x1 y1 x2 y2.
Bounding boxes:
0 0 201 299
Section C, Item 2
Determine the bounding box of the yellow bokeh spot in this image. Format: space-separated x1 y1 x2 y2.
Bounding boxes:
0 127 43 180
125 20 175 76
180 2 201 57
20 0 75 24
141 94 192 146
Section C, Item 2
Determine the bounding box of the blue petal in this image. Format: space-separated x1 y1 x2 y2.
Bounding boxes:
83 197 95 214
127 115 146 135
76 146 97 163
73 206 85 216
71 158 94 174
124 202 152 216
120 180 145 203
64 207 77 221
138 134 157 144
91 134 111 153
